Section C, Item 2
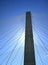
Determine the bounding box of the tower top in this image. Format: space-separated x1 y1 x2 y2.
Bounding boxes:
26 11 31 14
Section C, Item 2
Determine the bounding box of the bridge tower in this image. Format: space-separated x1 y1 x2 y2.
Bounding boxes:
24 12 36 65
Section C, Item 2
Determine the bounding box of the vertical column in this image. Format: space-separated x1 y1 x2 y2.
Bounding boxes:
24 12 36 65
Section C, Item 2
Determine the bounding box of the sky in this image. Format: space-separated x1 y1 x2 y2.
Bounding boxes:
0 0 48 65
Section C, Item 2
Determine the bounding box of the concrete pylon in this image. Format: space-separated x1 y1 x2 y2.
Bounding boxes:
24 12 36 65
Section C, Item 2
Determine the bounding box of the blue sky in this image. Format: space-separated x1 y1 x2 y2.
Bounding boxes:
0 0 48 65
